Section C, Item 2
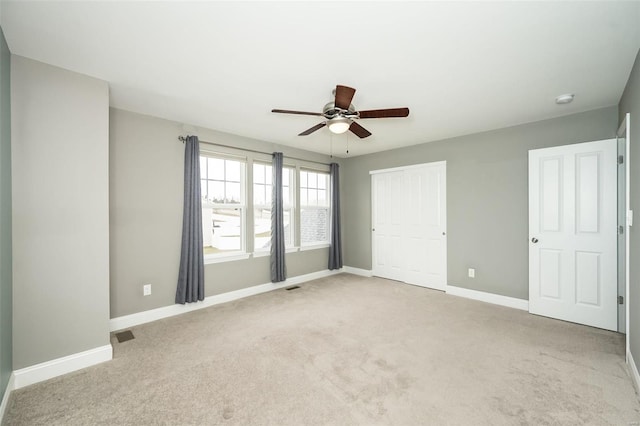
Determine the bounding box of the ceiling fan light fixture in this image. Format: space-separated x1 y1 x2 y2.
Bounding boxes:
272 84 408 139
328 117 351 134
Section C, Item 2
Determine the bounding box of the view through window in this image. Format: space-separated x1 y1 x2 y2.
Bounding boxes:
300 170 330 245
253 163 294 250
200 156 245 254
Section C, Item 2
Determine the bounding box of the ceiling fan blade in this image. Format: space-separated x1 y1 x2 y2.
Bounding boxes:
335 85 356 110
358 107 410 119
299 122 327 136
272 109 324 116
349 122 372 138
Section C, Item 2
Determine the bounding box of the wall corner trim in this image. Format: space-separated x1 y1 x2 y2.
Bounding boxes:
342 266 373 277
627 349 640 394
0 373 15 423
446 285 529 311
13 345 112 390
110 269 343 332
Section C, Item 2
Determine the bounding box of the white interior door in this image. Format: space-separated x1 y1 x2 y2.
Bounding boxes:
529 139 617 331
372 162 447 290
372 171 405 282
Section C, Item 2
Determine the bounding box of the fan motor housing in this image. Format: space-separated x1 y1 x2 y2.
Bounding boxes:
322 102 358 119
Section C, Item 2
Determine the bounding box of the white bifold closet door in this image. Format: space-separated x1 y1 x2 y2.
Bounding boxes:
372 162 447 290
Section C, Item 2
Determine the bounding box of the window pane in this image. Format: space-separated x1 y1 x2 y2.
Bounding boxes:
202 207 215 249
318 174 327 189
266 165 272 185
283 187 290 206
266 185 272 205
200 157 207 179
201 180 207 199
318 189 327 206
308 172 317 188
301 207 329 245
254 184 265 205
209 158 224 180
203 208 242 253
226 160 241 182
308 189 318 206
256 208 293 249
264 185 273 206
200 154 247 257
226 182 241 204
284 209 292 246
254 207 271 250
300 188 307 205
254 164 264 184
283 169 290 186
210 181 224 203
300 171 307 187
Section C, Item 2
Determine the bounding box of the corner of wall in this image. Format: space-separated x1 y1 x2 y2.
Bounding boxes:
0 23 12 411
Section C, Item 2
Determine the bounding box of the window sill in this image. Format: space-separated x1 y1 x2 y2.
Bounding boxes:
204 252 251 265
253 247 299 258
299 243 331 252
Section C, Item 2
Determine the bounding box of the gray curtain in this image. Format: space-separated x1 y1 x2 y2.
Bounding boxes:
175 135 205 304
271 152 286 282
328 162 343 270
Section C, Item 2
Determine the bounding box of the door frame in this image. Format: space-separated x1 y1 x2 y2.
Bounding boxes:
370 161 447 288
618 113 630 359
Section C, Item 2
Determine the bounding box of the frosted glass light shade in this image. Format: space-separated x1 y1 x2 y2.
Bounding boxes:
328 117 351 134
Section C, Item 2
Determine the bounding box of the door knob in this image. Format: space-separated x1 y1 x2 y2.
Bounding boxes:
531 237 539 243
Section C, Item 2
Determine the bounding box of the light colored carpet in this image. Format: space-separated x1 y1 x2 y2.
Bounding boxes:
5 274 640 425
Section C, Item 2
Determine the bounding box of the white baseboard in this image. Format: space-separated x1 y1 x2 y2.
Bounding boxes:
628 349 640 394
13 345 112 390
342 266 373 277
446 285 529 311
0 373 14 423
110 268 343 332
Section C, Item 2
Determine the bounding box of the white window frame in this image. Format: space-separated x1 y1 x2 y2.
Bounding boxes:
200 152 248 262
299 169 331 248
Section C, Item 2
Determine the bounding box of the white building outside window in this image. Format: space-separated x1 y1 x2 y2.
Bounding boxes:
300 170 330 246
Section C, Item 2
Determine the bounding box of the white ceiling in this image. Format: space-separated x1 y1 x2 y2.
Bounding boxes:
2 1 639 157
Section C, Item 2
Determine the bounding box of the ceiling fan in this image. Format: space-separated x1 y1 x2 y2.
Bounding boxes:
272 85 410 139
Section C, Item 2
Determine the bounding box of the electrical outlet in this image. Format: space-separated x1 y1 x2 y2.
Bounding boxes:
468 268 475 278
143 284 152 296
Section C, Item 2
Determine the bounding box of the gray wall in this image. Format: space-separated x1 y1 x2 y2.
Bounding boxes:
343 107 618 300
11 56 110 369
619 48 640 377
110 108 340 319
0 27 11 397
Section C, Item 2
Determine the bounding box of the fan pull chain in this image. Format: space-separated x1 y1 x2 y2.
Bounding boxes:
330 132 333 158
346 132 349 155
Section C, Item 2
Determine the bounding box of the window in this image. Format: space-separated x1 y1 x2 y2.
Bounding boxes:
198 148 330 261
253 163 294 250
300 170 330 246
200 155 246 256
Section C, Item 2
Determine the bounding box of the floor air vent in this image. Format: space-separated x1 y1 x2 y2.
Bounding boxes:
115 330 135 343
286 286 300 291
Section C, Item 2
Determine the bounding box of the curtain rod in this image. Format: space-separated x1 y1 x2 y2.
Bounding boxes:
178 136 331 166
